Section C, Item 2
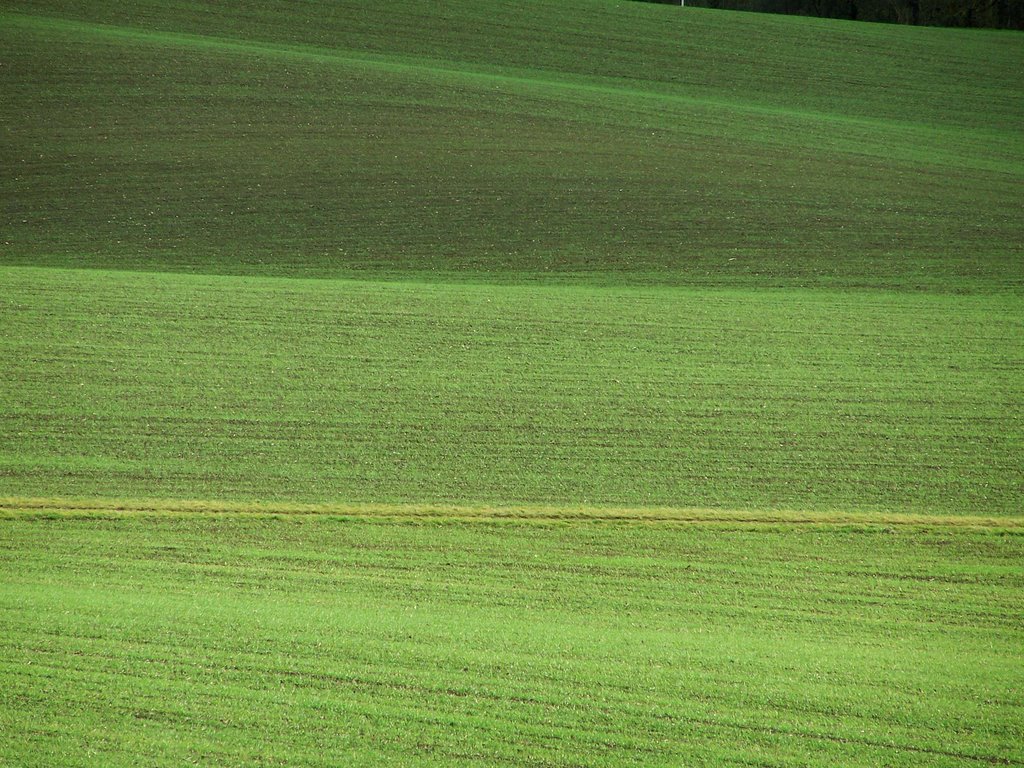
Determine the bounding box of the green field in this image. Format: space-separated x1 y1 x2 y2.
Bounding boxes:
2 0 1022 288
2 267 1022 513
2 509 1023 767
2 0 1023 765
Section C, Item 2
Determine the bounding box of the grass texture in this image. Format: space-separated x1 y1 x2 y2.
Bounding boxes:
2 514 1022 767
5 496 1024 528
2 266 1021 514
1 1 1022 289
2 3 1022 764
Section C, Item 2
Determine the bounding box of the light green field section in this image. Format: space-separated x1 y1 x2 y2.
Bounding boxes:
2 2 1022 288
2 267 1021 514
1 515 1022 767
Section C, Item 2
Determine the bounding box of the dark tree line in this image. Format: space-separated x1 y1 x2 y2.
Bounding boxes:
634 0 1024 29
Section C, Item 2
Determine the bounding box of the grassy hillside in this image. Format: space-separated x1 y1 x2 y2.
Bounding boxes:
2 513 1022 767
2 266 1022 513
2 1 1022 288
6 0 1022 127
0 0 1021 515
2 2 1023 765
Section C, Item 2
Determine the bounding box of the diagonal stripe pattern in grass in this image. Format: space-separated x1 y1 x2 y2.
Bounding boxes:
1 3 1022 288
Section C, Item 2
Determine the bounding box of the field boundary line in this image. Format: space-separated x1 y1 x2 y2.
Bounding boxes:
1 497 1021 529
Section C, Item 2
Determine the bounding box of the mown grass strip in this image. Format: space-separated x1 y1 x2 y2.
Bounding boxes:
3 496 1022 530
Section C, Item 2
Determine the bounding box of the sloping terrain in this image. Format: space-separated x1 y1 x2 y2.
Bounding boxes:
2 0 1022 288
2 268 1022 514
2 512 1023 767
1 3 1022 766
1 0 1021 512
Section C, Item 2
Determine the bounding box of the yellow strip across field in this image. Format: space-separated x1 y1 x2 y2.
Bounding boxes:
2 496 1021 529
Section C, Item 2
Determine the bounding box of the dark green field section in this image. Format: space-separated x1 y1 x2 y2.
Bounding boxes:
1 516 1022 767
2 1 1022 288
2 267 1021 514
